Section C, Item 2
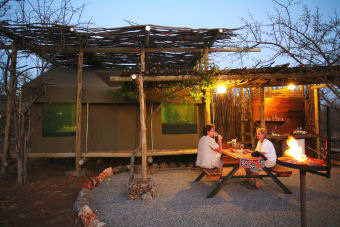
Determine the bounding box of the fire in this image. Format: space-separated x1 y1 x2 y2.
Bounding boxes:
284 136 308 162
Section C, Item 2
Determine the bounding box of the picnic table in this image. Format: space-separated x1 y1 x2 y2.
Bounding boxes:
195 149 292 198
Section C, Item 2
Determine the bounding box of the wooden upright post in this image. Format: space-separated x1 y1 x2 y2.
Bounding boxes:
204 47 209 70
314 86 320 158
260 87 266 128
75 49 83 173
204 90 211 125
203 47 211 125
249 88 255 149
240 88 245 142
1 46 17 175
140 48 148 182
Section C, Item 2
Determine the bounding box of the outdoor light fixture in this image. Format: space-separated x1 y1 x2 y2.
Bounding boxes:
288 83 296 90
131 74 137 80
70 27 74 32
145 25 151 31
217 84 226 94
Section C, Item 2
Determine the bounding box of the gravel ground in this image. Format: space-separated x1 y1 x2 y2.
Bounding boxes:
90 167 340 227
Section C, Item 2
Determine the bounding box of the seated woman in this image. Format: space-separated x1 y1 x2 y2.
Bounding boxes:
242 127 277 189
196 124 223 176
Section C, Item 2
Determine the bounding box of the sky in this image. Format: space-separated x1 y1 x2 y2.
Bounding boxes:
78 0 339 29
4 0 340 69
71 0 339 68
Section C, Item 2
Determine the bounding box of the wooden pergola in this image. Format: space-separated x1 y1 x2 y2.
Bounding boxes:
1 23 339 179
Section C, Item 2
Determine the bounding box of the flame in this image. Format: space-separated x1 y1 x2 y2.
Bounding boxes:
284 136 308 162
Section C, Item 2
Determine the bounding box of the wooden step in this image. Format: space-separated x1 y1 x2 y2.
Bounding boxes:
201 168 221 180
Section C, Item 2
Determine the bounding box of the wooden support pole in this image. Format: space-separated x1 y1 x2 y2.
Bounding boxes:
260 87 266 128
240 88 245 142
314 86 320 158
204 47 209 70
106 70 340 83
138 75 148 182
203 47 211 125
204 90 211 125
1 46 17 175
249 88 255 149
140 48 148 182
75 49 83 173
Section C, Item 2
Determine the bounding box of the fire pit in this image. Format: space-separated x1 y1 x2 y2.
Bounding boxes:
278 156 327 171
276 107 332 227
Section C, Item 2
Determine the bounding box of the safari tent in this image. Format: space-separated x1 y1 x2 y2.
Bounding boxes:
0 23 338 174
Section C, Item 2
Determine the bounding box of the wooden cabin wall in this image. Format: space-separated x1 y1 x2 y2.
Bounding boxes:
252 97 305 134
304 85 316 133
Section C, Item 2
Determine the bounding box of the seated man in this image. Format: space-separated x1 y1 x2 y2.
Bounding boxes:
196 124 223 176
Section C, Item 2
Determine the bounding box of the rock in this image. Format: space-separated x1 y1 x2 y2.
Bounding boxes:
117 165 128 172
88 219 106 227
113 165 129 174
159 162 168 168
103 167 113 176
112 167 120 174
82 176 101 190
74 197 90 212
142 191 153 200
151 163 160 168
127 178 156 200
178 162 186 168
147 166 157 174
73 189 92 212
168 162 177 168
186 162 194 168
78 205 97 227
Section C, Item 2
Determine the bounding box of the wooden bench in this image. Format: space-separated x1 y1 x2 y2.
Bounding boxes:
199 168 221 180
195 164 293 196
269 165 292 177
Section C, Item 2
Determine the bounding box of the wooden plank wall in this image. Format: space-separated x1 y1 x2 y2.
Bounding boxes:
253 97 305 134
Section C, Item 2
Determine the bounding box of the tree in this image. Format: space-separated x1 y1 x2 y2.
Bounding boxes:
0 0 88 183
239 0 339 108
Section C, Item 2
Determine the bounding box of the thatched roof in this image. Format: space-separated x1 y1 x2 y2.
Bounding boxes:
1 23 338 87
0 22 237 71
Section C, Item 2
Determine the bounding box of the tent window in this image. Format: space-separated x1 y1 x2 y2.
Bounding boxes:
161 103 197 134
42 103 76 137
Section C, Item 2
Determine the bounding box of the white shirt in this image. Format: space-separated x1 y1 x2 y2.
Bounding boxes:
196 136 222 168
255 138 277 168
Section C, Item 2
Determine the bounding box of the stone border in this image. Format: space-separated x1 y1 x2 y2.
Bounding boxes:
73 161 195 226
73 165 129 227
